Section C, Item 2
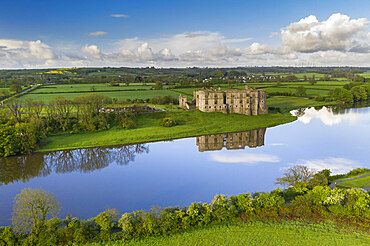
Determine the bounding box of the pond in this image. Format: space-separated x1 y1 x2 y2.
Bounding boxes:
0 106 369 225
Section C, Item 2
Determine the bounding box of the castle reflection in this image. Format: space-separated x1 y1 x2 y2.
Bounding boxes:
196 128 266 152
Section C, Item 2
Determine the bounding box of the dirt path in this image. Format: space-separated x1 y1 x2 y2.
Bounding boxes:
330 173 370 190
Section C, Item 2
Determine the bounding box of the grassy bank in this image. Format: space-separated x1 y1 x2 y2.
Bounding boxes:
337 175 370 190
39 110 296 152
89 220 370 246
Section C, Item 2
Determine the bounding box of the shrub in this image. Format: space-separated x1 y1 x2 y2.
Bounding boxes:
314 94 324 101
160 118 177 127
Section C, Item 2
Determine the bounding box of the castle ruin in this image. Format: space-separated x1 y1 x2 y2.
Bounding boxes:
179 85 267 115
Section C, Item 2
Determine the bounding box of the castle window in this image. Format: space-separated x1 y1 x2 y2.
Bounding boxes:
214 100 217 104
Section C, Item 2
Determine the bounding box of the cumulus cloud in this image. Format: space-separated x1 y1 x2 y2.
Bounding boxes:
281 13 369 53
1 13 369 68
0 39 56 68
82 44 101 59
289 157 360 175
88 31 107 36
111 14 129 18
210 153 280 165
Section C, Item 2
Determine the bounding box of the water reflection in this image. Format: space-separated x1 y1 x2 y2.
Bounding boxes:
0 144 149 186
291 106 366 126
196 128 266 152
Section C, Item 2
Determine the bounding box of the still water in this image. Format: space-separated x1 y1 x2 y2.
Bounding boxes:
0 106 369 225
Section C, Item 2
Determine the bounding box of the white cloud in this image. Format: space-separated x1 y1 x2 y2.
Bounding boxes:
0 39 56 68
245 42 273 55
111 14 129 18
1 13 369 68
281 13 369 53
82 44 101 59
88 31 108 36
289 157 360 175
210 153 280 165
291 107 360 126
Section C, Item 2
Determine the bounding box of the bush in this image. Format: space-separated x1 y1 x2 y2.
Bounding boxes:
160 118 177 127
314 94 324 101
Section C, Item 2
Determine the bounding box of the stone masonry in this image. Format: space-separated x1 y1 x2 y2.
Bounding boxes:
180 85 267 115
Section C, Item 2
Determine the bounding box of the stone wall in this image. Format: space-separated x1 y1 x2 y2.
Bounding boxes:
191 85 267 115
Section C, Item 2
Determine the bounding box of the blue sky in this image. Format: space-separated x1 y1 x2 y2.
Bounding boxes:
0 0 369 68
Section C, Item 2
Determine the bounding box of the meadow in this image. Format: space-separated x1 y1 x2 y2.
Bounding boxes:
89 220 370 246
39 109 295 151
20 88 181 103
337 176 370 190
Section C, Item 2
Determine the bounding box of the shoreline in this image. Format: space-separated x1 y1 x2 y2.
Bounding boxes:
37 111 297 152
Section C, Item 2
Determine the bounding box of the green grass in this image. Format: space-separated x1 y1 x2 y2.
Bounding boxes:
39 109 295 152
266 96 337 112
19 90 181 103
337 175 370 190
30 84 152 93
360 73 370 78
88 220 370 246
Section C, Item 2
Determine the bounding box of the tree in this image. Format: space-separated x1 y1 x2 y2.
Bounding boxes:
11 188 61 234
0 89 9 97
295 86 306 96
153 81 163 90
9 84 22 93
308 78 317 85
350 86 367 102
275 165 314 187
332 88 354 104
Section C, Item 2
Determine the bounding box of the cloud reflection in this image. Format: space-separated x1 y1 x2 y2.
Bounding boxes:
289 157 360 174
291 107 360 126
210 153 280 165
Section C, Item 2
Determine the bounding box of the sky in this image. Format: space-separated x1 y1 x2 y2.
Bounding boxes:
0 0 369 68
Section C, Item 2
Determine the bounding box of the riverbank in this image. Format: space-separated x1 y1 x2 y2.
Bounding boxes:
38 109 296 152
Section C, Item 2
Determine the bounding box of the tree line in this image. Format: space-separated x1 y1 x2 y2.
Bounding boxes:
0 94 178 157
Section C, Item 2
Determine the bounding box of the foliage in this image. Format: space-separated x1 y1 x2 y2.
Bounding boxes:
159 118 177 127
331 88 354 104
0 123 40 157
11 188 61 234
153 81 163 90
9 84 22 93
275 165 315 188
94 209 120 241
295 86 306 96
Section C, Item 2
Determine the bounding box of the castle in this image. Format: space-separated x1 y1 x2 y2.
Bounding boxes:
196 128 266 152
179 85 267 115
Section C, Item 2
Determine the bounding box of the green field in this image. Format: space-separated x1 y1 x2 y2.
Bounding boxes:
266 96 337 111
89 220 370 246
39 109 295 152
337 175 370 190
360 73 370 78
20 89 181 103
30 84 152 93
